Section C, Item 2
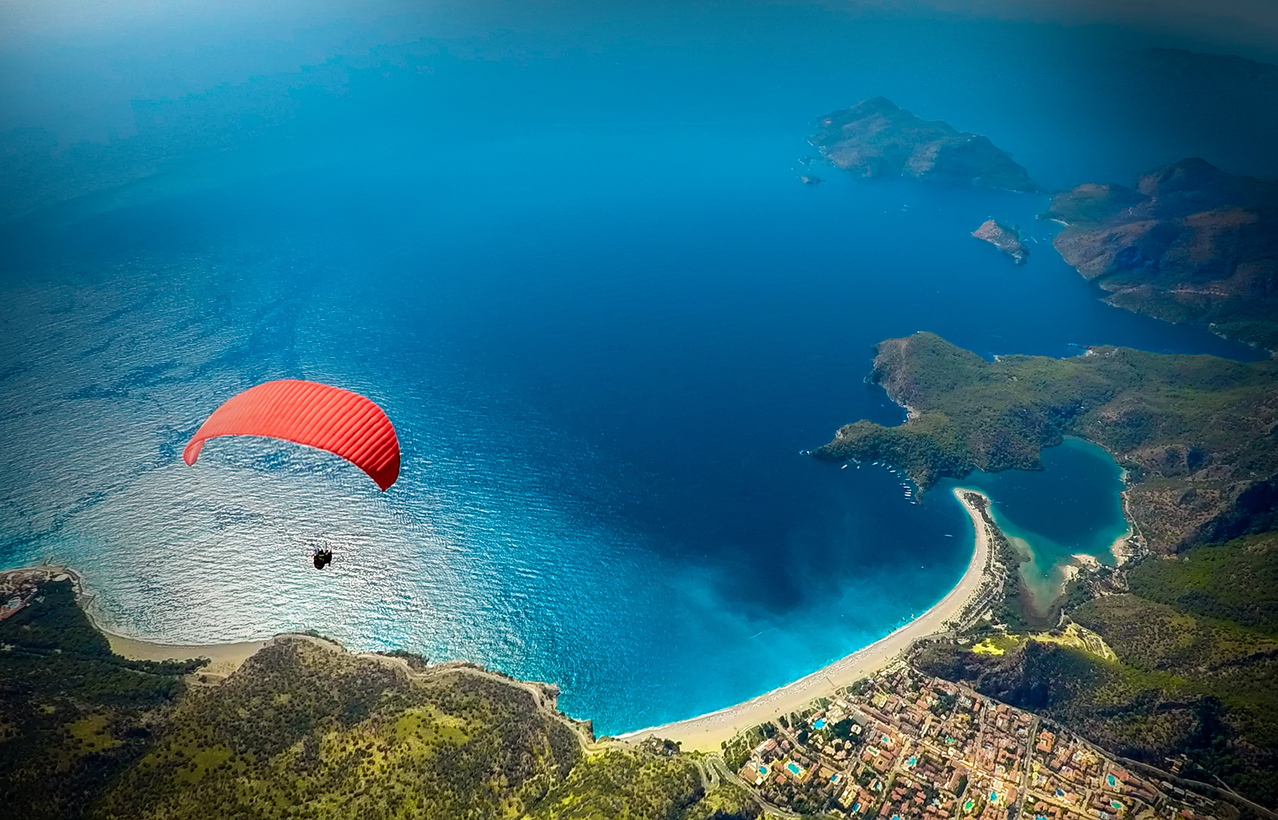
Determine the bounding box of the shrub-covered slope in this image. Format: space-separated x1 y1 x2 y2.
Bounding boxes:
0 577 742 820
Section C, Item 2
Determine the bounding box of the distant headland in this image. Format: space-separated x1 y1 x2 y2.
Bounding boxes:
1046 157 1278 351
810 97 1039 192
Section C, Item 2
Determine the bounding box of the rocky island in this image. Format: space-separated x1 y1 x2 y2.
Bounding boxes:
810 97 1039 192
1046 157 1278 350
972 219 1029 264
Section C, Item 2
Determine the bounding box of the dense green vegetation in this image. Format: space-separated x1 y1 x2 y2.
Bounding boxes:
527 748 703 819
0 578 752 820
0 581 202 820
1125 534 1278 633
818 331 1278 550
916 530 1278 807
94 638 584 820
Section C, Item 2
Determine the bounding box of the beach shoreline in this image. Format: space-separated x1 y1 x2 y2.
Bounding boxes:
617 487 996 752
5 485 997 738
0 562 265 679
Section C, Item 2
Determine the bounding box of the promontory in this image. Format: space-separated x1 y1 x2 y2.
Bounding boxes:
1046 157 1278 351
810 97 1039 192
815 331 1278 552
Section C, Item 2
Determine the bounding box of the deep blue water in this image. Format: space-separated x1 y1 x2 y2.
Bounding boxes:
0 3 1270 733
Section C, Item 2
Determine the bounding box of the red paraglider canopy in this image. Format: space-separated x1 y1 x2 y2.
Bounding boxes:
183 380 400 491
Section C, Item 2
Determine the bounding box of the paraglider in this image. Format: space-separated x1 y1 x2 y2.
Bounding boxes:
183 379 401 568
184 379 400 489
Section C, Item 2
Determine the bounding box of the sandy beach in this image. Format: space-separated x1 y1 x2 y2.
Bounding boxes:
1 562 266 679
7 486 996 733
104 633 267 679
619 486 995 752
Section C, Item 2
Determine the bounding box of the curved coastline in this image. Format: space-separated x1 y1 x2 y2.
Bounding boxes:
6 487 994 742
2 562 266 679
618 486 995 751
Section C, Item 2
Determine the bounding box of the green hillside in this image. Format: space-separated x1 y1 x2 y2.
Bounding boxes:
0 578 746 820
0 580 202 820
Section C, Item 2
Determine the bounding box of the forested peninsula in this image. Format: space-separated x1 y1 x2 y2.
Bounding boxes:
815 332 1278 552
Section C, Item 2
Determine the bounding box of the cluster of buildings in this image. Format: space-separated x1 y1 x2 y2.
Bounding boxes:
0 565 70 623
731 662 1227 819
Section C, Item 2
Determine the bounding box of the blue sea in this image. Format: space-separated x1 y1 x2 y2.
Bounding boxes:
0 1 1269 733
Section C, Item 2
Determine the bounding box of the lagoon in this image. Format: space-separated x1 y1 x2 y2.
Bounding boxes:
944 438 1131 612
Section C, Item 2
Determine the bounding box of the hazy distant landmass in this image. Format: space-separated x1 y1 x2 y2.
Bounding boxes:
972 219 1029 264
1047 158 1278 351
1122 49 1278 179
810 97 1039 192
816 332 1278 552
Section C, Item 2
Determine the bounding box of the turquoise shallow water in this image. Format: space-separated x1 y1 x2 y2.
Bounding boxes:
0 4 1268 734
944 438 1131 610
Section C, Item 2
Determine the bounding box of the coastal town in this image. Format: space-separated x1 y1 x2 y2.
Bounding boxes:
723 662 1229 820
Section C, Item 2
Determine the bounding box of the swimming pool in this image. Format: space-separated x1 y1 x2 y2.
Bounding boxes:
786 762 802 776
